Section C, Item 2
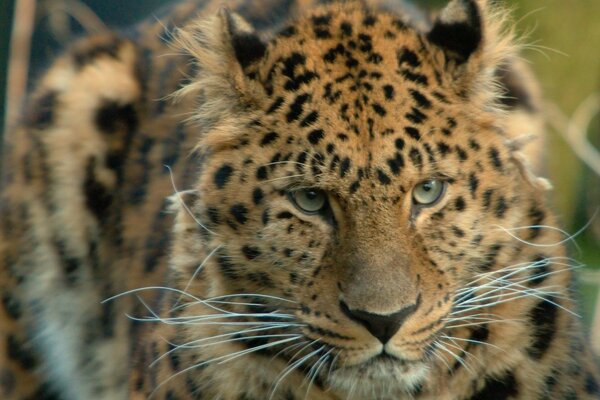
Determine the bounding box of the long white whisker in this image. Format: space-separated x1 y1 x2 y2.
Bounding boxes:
177 245 223 305
149 336 301 399
165 165 218 236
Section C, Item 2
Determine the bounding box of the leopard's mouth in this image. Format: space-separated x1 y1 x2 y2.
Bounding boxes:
326 350 429 397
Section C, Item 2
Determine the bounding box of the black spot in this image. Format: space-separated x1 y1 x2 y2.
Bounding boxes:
95 101 138 134
340 22 352 36
400 69 428 85
395 137 405 150
585 374 600 395
286 93 311 122
368 53 383 64
383 85 395 100
482 189 494 209
7 334 37 370
314 28 332 39
278 26 297 38
363 15 376 26
451 226 465 237
217 254 238 279
409 148 423 168
214 164 234 189
454 196 466 211
349 181 360 193
252 188 264 205
2 292 21 319
469 139 481 150
282 53 318 91
54 240 82 285
528 255 550 286
300 111 319 127
527 297 558 360
26 91 58 129
404 127 421 141
470 324 489 343
377 169 391 185
261 209 270 225
256 166 268 181
230 204 249 225
387 153 404 175
405 107 427 124
84 157 112 220
372 103 386 116
410 89 432 109
488 147 503 170
339 158 351 178
242 245 261 260
207 207 220 224
437 142 451 156
308 129 325 145
469 173 479 197
397 47 420 68
267 97 285 114
312 14 331 25
528 205 545 239
470 371 518 400
277 211 294 219
494 196 508 218
456 146 468 161
260 131 279 146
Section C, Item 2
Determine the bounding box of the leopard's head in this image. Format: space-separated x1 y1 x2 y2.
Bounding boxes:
167 0 557 397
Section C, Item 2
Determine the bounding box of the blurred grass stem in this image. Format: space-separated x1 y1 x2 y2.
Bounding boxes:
5 0 36 134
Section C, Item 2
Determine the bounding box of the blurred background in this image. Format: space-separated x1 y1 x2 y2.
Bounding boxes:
0 0 598 349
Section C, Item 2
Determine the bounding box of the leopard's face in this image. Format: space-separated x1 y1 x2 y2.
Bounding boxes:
171 1 543 396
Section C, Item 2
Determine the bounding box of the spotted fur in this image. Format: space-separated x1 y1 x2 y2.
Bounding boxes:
1 0 599 399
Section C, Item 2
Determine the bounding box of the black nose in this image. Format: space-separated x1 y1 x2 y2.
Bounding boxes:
340 298 419 344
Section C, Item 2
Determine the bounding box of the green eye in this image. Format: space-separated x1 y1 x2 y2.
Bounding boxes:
291 189 327 214
412 180 446 206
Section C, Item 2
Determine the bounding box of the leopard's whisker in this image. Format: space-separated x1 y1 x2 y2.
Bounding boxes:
460 256 581 289
440 335 503 352
177 244 223 305
269 344 324 400
455 284 569 307
434 341 474 374
304 349 333 400
451 292 579 317
150 336 302 399
444 319 525 330
439 336 481 367
429 342 451 372
493 216 594 250
166 164 218 236
151 324 296 367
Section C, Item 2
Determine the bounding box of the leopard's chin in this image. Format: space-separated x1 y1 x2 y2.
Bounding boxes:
326 353 429 399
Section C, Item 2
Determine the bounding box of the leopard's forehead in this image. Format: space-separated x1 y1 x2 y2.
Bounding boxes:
243 4 474 196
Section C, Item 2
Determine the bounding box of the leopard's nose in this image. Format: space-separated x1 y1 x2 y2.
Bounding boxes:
339 297 420 344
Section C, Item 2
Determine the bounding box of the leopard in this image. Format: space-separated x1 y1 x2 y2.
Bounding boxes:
1 0 599 399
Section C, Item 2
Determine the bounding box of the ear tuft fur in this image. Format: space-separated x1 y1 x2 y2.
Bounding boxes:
428 0 482 63
172 8 268 151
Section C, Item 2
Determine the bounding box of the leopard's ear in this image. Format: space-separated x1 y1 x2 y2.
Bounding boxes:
427 0 515 100
174 8 268 126
427 0 483 65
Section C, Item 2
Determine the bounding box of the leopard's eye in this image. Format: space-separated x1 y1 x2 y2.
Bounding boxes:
291 189 327 214
412 180 446 206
